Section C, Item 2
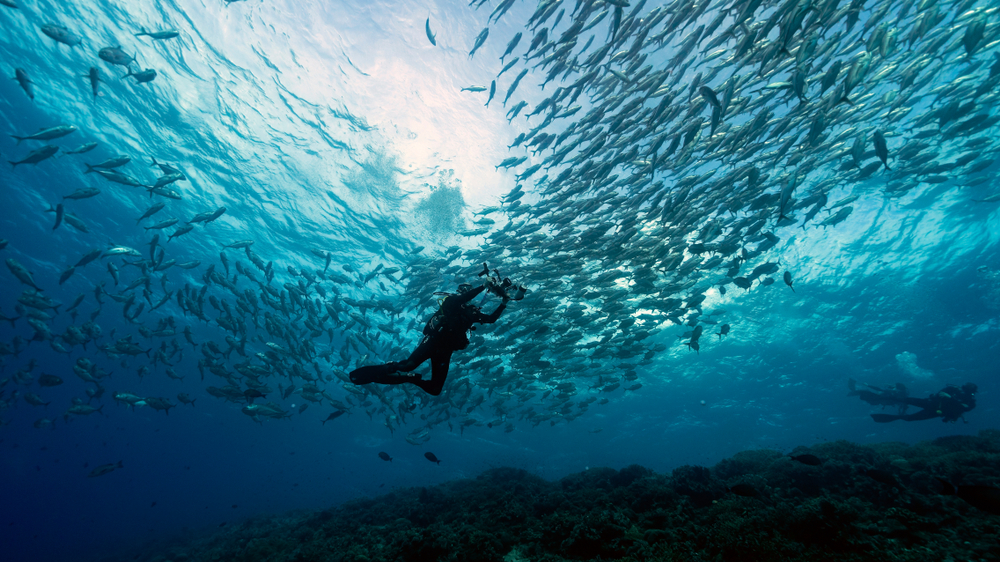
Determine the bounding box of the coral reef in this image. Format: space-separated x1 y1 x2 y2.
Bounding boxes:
108 431 1000 562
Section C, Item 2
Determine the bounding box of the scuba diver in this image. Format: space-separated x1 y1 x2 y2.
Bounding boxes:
349 264 527 396
849 379 978 423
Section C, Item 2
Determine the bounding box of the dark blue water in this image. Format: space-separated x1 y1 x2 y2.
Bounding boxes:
2 0 999 560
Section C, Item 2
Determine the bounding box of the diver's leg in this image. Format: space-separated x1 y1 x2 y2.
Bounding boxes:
416 350 453 396
857 390 883 404
349 339 433 384
899 408 939 422
395 338 434 372
903 397 932 409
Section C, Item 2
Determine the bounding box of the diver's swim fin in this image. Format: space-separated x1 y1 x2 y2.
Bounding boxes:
350 364 392 385
871 414 900 423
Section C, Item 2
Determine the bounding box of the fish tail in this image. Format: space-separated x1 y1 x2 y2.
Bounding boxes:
84 164 94 174
117 460 124 468
3 316 19 328
9 161 17 169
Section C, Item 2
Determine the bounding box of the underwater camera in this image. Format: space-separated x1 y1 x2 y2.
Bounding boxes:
478 262 529 301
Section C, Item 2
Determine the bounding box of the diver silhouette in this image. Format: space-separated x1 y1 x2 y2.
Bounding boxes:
349 272 522 396
850 379 977 423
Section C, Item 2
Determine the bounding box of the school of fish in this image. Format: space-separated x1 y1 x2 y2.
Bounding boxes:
1 0 998 447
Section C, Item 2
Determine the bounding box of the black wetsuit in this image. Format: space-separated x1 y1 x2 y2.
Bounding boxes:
348 284 506 396
870 386 976 423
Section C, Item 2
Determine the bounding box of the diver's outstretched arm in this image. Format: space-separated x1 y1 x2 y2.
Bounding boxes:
445 284 487 309
478 301 507 324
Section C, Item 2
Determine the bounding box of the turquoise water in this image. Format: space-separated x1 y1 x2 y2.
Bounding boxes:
1 0 998 560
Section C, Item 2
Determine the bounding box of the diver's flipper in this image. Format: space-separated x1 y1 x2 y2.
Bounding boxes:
350 364 420 387
871 414 900 423
349 364 393 385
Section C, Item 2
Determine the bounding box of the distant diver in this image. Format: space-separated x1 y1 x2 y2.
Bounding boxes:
349 264 526 396
849 379 977 423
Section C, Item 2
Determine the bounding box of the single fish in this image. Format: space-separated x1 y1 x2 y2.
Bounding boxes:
74 249 103 268
9 145 59 168
84 67 101 98
134 28 179 40
150 173 184 189
699 85 721 110
144 218 178 231
38 374 63 387
188 207 227 225
149 187 182 199
425 18 436 46
102 246 142 258
52 203 64 230
40 24 82 47
500 32 521 63
485 80 496 107
88 460 123 477
124 68 157 84
873 130 890 170
783 271 795 293
58 266 75 284
167 224 194 242
98 46 136 67
136 202 166 224
468 27 489 58
11 125 77 144
13 68 33 100
95 170 146 187
150 158 184 176
322 410 345 425
85 155 130 173
62 142 98 155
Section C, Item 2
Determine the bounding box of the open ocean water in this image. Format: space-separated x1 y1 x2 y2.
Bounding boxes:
1 0 999 560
